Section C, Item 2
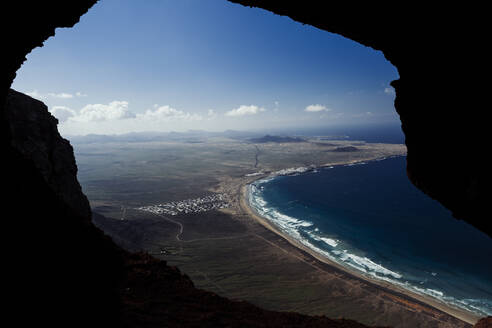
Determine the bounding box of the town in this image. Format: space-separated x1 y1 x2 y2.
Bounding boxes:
137 193 230 216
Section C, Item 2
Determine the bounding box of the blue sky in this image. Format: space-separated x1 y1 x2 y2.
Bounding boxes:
13 0 399 136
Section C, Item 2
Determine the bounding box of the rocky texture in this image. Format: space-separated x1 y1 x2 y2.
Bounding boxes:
0 1 489 327
5 89 91 220
474 317 492 328
1 1 95 106
2 91 124 325
121 252 385 328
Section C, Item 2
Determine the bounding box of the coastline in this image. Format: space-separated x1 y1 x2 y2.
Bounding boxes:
238 161 481 325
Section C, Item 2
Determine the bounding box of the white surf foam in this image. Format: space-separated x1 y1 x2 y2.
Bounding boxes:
320 237 339 247
411 287 492 316
247 180 492 317
338 252 402 279
273 166 313 176
307 231 339 247
347 162 367 166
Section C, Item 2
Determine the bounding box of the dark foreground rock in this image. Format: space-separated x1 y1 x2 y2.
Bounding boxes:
5 89 91 221
121 252 384 328
474 317 492 328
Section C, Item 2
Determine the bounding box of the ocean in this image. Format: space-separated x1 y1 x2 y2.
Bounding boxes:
248 156 492 316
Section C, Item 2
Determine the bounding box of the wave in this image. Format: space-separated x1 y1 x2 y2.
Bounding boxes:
307 231 339 247
347 162 366 166
411 287 492 316
338 251 402 279
249 189 313 243
247 180 492 317
272 166 315 176
249 182 403 283
413 287 444 298
245 171 264 177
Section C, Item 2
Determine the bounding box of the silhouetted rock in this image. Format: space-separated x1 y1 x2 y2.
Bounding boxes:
249 135 305 143
5 89 91 220
120 252 385 328
331 146 359 152
473 317 492 328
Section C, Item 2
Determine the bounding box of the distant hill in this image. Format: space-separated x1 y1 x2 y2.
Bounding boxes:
331 146 359 152
249 135 305 143
67 130 262 144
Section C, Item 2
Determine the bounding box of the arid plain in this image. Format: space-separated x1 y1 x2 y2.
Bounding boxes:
74 135 473 327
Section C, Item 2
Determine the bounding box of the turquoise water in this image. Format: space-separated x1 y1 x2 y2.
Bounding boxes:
248 156 492 316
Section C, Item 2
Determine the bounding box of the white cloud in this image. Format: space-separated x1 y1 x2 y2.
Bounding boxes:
26 90 88 100
384 87 395 95
274 101 279 112
52 101 204 128
138 105 203 121
351 111 376 119
207 109 217 119
72 101 135 122
225 105 265 117
305 104 330 112
26 90 46 100
50 106 76 122
47 92 73 99
51 102 222 136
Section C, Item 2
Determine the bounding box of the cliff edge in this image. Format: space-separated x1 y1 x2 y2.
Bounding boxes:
5 89 91 221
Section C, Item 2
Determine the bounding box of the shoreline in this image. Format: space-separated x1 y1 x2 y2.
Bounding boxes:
238 159 481 325
250 154 404 179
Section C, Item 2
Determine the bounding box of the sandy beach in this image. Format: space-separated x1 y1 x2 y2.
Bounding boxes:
238 177 482 326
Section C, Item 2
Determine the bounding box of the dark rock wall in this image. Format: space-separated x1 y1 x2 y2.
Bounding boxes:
1 1 120 326
1 1 96 105
2 92 124 325
5 89 91 220
474 316 492 328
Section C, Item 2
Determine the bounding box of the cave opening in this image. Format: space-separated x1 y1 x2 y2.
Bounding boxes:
8 0 491 326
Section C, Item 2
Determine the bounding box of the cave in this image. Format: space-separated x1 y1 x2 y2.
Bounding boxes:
1 1 489 327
